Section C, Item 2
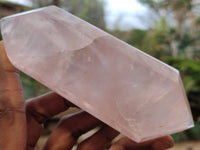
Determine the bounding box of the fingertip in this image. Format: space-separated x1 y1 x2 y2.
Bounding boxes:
152 136 174 150
0 40 17 72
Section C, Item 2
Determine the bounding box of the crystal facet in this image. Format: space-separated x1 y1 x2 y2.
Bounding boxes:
0 6 194 142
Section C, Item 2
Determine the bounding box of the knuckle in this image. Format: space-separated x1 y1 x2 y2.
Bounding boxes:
25 101 48 124
0 104 7 118
58 117 83 140
0 98 24 119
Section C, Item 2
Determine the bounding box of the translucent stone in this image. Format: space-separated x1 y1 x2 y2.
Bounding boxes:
0 6 194 142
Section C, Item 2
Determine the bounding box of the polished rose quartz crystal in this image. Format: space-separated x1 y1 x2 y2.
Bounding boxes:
0 6 194 142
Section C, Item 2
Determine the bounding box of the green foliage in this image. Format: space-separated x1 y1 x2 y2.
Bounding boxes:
20 72 50 99
65 0 106 29
179 34 194 50
127 18 171 58
2 0 200 142
125 5 200 139
138 0 160 11
164 57 200 118
138 0 193 11
29 0 106 29
172 122 200 142
127 29 147 49
196 17 200 25
163 57 200 142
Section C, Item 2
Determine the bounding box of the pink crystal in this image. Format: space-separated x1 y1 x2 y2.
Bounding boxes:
0 6 194 142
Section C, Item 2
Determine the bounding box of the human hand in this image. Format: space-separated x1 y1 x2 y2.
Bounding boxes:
0 41 174 150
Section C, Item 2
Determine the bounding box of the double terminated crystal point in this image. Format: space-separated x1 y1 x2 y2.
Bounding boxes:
0 6 194 142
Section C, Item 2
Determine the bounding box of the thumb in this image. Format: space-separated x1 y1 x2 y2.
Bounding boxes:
0 41 27 150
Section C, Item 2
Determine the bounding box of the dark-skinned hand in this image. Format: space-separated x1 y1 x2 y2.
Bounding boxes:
0 41 174 150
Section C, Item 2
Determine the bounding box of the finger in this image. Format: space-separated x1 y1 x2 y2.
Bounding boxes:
0 41 27 149
43 111 102 150
109 136 174 150
152 136 174 150
77 126 119 150
26 92 74 149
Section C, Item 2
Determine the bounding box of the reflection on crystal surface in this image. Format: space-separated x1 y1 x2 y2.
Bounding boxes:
0 6 194 142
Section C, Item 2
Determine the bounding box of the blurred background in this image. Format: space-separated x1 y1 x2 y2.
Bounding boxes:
1 0 200 149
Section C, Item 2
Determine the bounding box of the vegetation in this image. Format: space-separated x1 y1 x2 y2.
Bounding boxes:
29 0 106 29
1 0 200 142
